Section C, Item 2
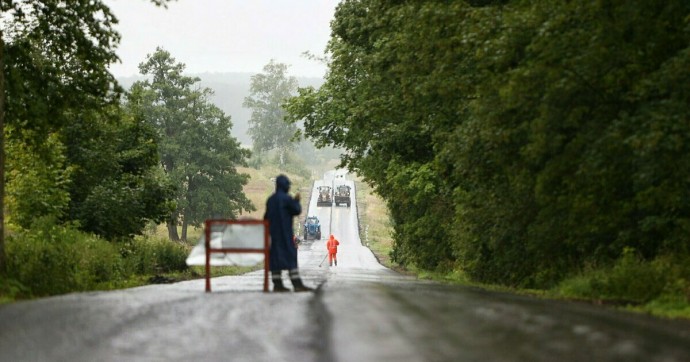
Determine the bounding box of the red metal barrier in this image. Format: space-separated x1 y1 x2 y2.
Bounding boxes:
204 219 270 292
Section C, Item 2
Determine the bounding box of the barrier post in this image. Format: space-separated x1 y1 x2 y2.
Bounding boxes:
205 221 212 292
264 223 270 292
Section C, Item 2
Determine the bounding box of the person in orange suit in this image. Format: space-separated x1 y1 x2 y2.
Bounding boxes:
327 234 340 266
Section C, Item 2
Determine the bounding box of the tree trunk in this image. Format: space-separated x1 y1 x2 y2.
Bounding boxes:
0 33 6 273
181 217 188 242
166 218 179 241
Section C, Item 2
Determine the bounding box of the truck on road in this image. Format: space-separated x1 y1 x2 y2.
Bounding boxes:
317 186 332 207
334 184 351 207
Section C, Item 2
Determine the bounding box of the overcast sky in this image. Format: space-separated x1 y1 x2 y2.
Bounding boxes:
105 0 340 78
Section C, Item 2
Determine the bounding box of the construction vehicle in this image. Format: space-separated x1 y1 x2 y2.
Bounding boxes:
303 216 322 240
334 184 351 207
317 186 332 207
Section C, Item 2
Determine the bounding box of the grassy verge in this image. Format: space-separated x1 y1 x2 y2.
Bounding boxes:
354 179 690 321
355 178 414 274
412 255 690 321
0 222 193 303
354 179 390 266
421 257 690 320
551 251 690 319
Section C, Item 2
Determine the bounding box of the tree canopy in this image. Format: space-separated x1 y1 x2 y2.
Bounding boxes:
1 0 176 270
243 60 299 166
129 48 254 241
286 0 690 288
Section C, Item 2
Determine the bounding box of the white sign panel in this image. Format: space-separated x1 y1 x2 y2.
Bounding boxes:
185 222 266 266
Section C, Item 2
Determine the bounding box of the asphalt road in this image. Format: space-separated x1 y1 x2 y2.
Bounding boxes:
1 171 689 362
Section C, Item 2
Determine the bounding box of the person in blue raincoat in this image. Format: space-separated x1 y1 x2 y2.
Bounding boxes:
264 175 313 292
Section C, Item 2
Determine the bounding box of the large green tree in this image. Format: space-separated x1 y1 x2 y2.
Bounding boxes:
0 0 174 270
243 60 299 167
61 106 176 240
130 48 254 241
0 27 6 271
442 0 690 286
1 0 121 270
288 0 690 288
287 0 458 270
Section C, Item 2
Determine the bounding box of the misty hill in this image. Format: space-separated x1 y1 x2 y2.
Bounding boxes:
117 72 324 145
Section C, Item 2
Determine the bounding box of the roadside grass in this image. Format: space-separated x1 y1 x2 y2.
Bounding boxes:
0 224 193 303
409 260 690 321
424 253 690 321
353 179 690 321
354 178 401 272
550 251 690 320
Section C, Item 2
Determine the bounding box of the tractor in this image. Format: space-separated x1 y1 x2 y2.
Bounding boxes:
303 216 322 240
334 184 351 207
317 186 332 207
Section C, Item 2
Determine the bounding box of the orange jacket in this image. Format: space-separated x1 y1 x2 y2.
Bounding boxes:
327 235 340 253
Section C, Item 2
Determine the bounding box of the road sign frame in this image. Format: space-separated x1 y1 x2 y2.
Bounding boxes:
204 219 270 292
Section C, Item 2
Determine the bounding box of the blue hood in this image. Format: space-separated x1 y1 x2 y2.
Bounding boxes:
276 175 291 193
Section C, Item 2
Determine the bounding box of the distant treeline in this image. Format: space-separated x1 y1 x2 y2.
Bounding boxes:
287 0 690 288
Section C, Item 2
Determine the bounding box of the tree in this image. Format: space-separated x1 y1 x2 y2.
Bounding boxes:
5 128 72 228
0 31 5 271
130 48 254 241
243 60 299 167
287 0 690 288
0 0 174 270
1 0 122 271
286 0 458 270
62 106 176 240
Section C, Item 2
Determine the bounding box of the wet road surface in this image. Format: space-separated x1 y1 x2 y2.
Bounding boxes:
1 171 689 361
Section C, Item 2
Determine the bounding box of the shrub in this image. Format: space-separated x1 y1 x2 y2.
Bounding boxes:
556 248 689 305
121 236 189 275
0 277 30 303
3 218 192 300
5 130 72 229
5 217 125 296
